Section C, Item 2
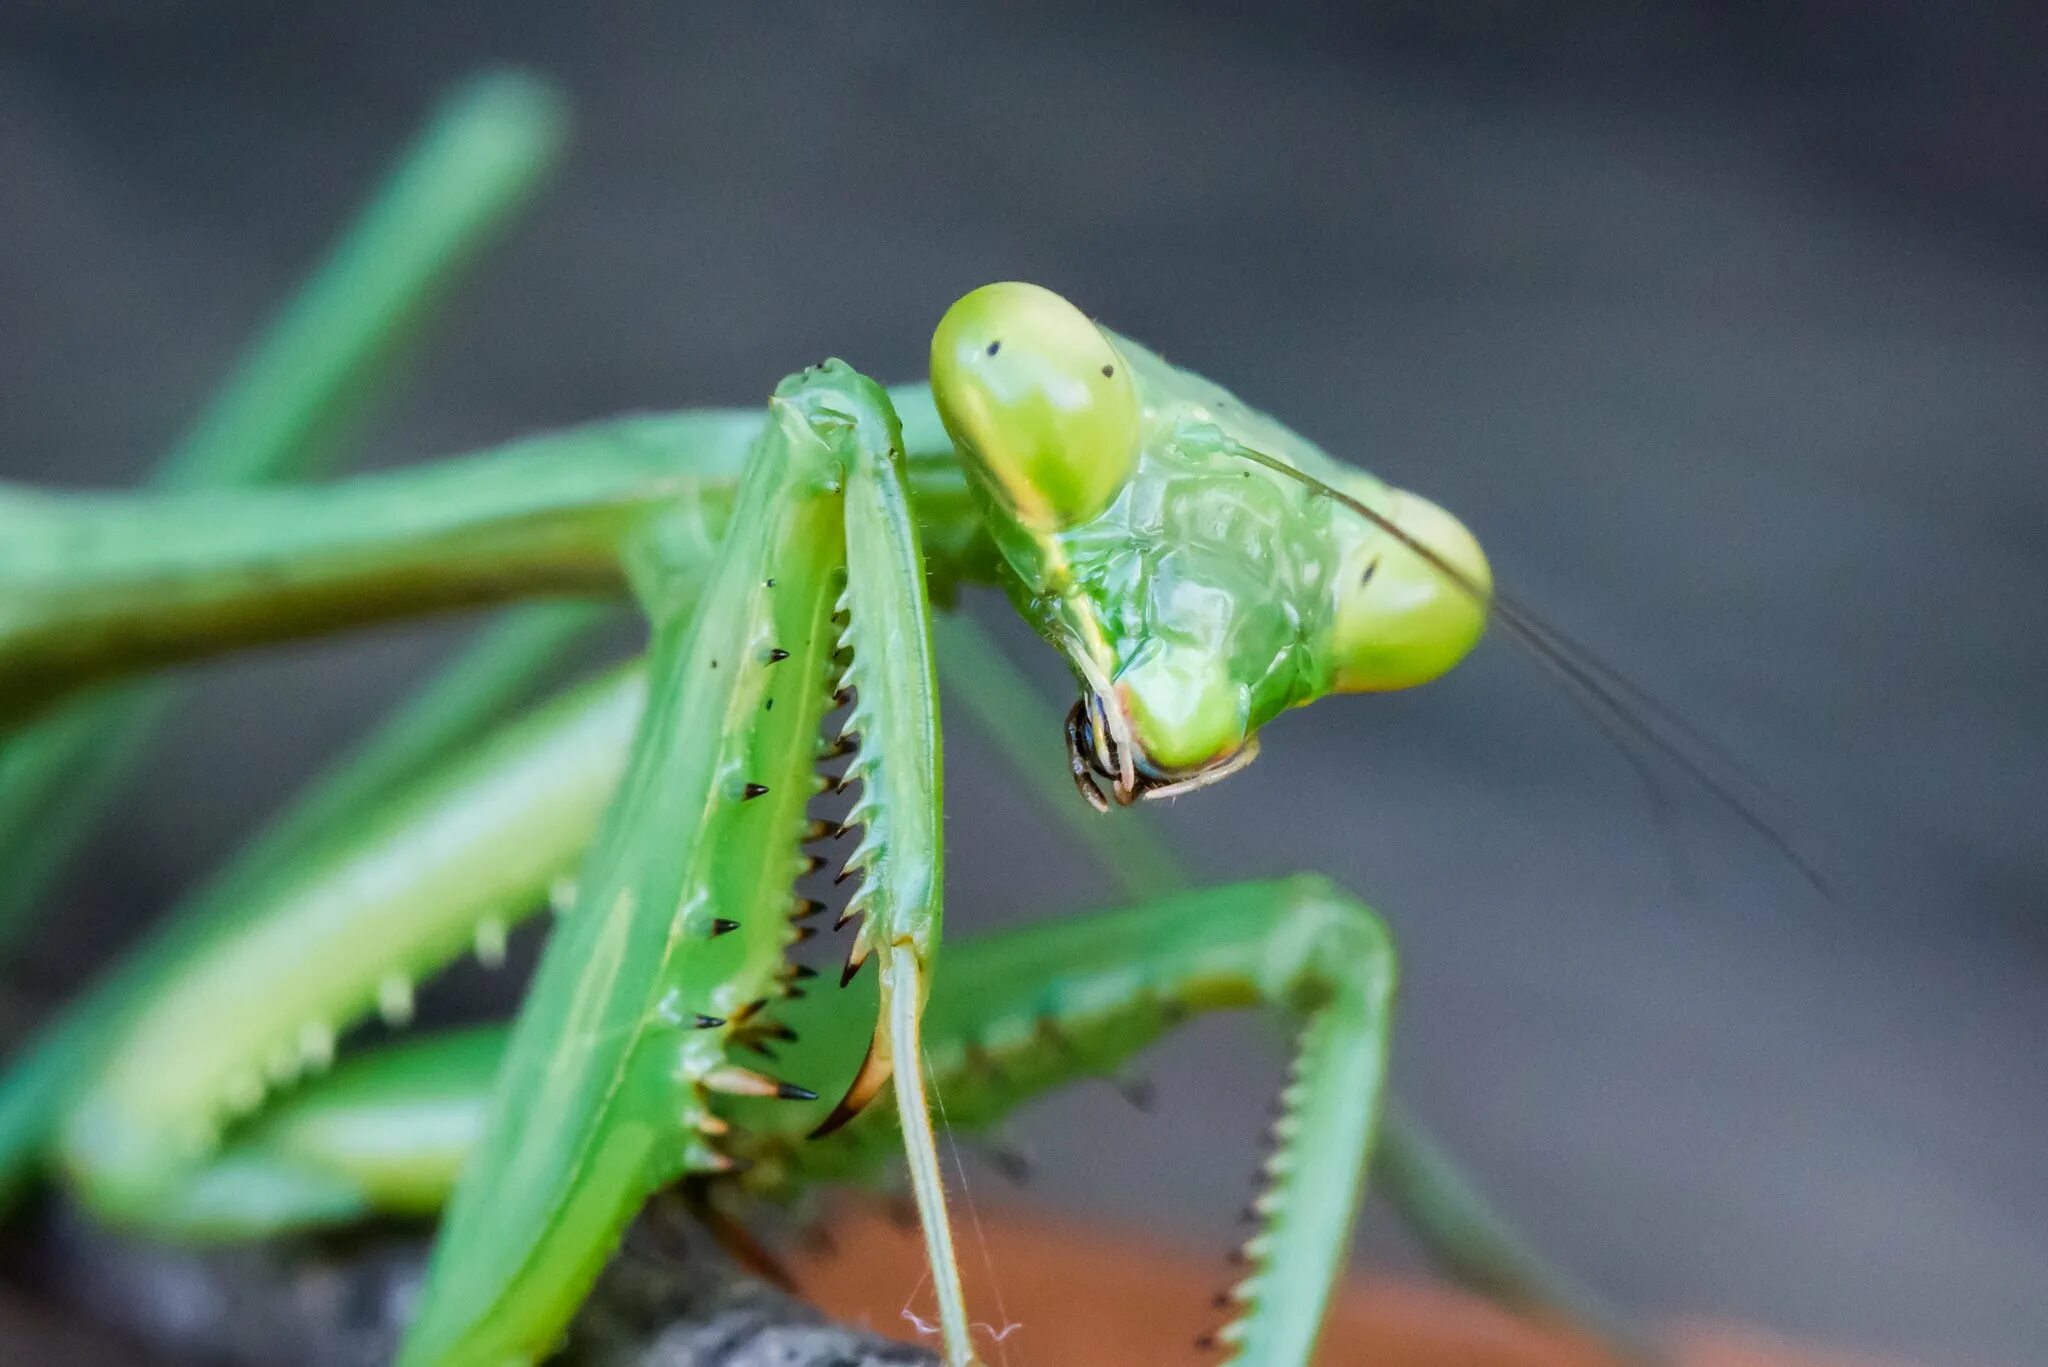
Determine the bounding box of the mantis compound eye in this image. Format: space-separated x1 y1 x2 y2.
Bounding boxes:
930 281 1141 529
1329 489 1493 693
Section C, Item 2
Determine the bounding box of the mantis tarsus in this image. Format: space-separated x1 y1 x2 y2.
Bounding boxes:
0 77 1718 1367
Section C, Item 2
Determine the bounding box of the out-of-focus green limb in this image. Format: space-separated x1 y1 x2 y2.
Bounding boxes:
58 663 644 1223
929 607 1647 1358
0 602 614 1208
1372 1099 1654 1360
99 1026 508 1243
0 417 726 727
0 73 568 948
0 693 174 947
0 407 986 728
158 72 566 489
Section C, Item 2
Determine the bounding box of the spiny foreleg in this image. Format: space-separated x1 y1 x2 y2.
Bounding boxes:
394 381 849 1365
776 368 973 1363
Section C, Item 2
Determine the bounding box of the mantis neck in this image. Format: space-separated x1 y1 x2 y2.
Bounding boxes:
0 385 994 725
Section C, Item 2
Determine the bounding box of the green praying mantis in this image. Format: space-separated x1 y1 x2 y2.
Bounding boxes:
0 74 1778 1367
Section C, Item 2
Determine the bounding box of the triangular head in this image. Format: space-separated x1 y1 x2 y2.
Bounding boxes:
930 281 1493 806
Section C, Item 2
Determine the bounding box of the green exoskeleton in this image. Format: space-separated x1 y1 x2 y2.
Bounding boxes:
0 274 1620 1367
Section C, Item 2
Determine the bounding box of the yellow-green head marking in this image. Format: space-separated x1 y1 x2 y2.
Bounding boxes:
932 282 1492 806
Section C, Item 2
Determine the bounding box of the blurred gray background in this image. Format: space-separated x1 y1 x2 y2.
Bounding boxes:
1 3 2044 1364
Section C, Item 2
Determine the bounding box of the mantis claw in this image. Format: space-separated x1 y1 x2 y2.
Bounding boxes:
807 1032 892 1140
1064 700 1112 812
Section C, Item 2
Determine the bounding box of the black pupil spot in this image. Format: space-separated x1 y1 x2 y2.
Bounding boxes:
986 340 1001 356
1360 559 1380 588
1101 364 1115 377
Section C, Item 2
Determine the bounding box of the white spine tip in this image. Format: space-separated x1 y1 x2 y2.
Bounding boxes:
262 1042 302 1085
222 1070 265 1115
377 975 416 1028
474 917 509 969
299 1021 337 1070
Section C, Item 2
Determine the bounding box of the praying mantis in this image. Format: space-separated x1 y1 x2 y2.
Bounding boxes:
0 75 1722 1367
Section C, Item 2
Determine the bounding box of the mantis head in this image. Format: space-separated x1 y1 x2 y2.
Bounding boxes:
931 282 1493 807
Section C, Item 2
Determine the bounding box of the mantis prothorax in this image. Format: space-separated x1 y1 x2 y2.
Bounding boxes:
0 276 1663 1367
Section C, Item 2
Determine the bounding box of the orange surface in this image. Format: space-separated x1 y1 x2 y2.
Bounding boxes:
794 1203 1895 1367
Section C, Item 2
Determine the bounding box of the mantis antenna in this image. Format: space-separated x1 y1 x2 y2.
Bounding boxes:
1227 443 1834 896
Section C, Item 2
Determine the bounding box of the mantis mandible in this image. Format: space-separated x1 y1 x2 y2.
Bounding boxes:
0 82 1760 1367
